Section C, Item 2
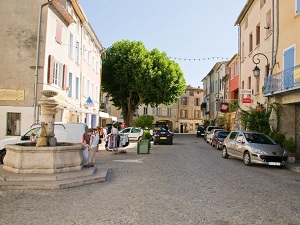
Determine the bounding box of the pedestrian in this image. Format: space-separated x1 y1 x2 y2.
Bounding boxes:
88 128 99 167
30 132 36 143
121 121 127 129
82 140 89 167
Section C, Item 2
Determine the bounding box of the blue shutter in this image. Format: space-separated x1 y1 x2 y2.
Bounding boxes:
68 73 72 97
284 47 295 89
297 0 300 13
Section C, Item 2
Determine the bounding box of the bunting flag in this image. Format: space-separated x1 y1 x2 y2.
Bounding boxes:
84 96 95 107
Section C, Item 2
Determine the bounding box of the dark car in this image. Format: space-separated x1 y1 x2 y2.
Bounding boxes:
196 125 205 137
154 130 173 145
211 130 230 149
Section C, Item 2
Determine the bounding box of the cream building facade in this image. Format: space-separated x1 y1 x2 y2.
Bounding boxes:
0 0 105 139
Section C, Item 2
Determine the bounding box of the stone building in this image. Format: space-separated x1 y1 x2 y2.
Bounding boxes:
0 0 105 139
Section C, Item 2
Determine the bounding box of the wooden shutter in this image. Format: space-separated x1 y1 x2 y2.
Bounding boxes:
62 64 68 90
48 55 54 84
55 20 62 44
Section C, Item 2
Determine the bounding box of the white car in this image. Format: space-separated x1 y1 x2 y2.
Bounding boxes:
206 129 225 145
120 127 143 141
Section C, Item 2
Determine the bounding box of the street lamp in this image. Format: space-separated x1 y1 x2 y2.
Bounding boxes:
252 53 269 77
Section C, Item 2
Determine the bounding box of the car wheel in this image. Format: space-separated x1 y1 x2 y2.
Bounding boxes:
222 147 229 159
243 151 252 166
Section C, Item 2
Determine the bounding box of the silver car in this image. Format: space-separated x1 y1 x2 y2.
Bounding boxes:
222 131 288 166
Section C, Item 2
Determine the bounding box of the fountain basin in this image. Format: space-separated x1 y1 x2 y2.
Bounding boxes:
3 143 83 174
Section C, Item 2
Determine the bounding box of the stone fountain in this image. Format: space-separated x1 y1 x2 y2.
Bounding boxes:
0 90 107 190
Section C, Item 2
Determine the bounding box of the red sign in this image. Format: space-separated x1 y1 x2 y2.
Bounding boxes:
220 103 229 113
242 98 252 103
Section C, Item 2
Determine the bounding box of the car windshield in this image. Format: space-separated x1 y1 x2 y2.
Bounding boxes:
218 132 230 138
244 133 276 145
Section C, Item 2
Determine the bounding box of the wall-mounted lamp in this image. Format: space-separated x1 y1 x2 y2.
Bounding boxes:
252 53 269 77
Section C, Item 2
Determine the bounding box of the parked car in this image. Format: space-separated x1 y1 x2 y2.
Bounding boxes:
119 127 143 141
153 129 173 145
204 126 220 141
206 128 225 144
222 130 288 166
0 122 88 164
211 130 230 149
196 125 205 137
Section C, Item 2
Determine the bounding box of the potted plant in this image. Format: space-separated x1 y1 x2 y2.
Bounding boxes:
283 137 297 163
132 115 154 154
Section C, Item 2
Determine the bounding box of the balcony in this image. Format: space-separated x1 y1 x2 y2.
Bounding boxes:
264 64 300 96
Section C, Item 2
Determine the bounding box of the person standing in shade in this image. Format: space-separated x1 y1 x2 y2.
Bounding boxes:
88 128 99 167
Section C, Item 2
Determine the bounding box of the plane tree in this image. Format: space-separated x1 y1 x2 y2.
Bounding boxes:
101 40 186 126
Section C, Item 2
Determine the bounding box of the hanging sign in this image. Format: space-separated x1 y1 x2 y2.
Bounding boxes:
220 103 229 113
240 89 253 95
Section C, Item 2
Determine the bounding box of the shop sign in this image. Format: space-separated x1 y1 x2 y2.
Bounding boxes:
0 89 24 101
242 98 252 103
240 89 252 95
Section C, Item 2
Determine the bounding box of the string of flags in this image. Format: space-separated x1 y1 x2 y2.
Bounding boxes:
168 56 230 61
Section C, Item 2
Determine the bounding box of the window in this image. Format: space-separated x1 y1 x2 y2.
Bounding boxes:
96 86 99 102
244 15 248 30
6 112 21 136
75 76 79 99
181 109 188 118
241 42 245 60
167 108 172 116
249 33 253 53
69 32 73 57
68 72 73 97
182 97 188 105
189 90 194 96
194 98 200 106
248 76 251 89
266 10 272 36
194 110 201 119
143 107 148 115
231 66 234 79
156 108 161 116
53 60 63 87
83 45 86 61
82 76 85 97
229 132 237 140
236 132 245 142
256 24 260 46
75 41 79 63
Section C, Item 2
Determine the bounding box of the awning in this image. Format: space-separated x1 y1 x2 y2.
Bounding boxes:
83 96 95 107
99 112 109 118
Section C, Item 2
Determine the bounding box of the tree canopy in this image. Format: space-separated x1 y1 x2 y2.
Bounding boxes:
102 40 186 126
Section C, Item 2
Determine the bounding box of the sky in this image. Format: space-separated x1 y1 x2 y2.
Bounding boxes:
79 0 247 88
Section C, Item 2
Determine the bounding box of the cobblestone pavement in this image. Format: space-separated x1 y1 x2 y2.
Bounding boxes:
1 134 300 225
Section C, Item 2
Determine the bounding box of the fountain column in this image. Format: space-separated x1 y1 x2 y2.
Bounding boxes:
36 90 59 147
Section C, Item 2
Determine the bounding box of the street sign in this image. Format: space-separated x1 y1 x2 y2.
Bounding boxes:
242 98 252 103
220 103 229 113
240 89 252 95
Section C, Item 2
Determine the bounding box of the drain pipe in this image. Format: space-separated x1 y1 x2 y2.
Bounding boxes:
34 0 51 124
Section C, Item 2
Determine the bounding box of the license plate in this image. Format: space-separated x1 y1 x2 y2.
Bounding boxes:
268 162 281 166
160 137 167 139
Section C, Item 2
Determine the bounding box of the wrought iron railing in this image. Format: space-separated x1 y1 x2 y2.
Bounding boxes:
264 64 300 96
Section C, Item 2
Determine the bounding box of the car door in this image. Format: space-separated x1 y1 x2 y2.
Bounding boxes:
235 132 246 159
226 131 237 155
131 128 142 140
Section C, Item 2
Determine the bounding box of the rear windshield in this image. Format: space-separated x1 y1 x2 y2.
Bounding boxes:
217 132 230 138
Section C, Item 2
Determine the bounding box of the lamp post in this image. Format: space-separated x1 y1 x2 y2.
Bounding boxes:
252 53 270 77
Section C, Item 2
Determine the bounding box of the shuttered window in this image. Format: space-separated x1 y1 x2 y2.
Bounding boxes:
55 20 62 44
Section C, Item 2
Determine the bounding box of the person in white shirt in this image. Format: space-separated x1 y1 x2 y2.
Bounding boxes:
88 128 99 167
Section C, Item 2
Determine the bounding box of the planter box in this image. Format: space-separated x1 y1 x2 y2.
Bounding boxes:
137 140 150 154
